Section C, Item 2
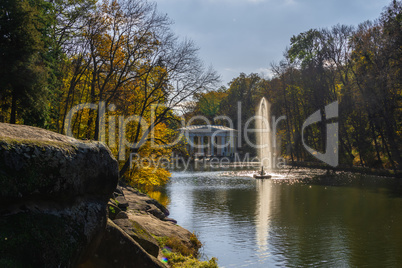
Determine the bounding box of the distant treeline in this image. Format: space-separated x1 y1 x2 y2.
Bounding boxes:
188 1 401 171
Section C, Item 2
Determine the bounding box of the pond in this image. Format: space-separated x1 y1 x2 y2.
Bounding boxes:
152 167 402 267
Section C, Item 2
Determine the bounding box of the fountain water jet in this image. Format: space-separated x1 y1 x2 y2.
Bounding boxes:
256 97 272 169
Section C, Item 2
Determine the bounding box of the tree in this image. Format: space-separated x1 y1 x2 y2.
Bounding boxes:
0 0 50 125
53 0 219 184
189 87 228 122
350 1 402 169
219 73 262 154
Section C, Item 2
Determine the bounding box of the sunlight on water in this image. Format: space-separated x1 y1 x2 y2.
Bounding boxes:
220 169 306 180
158 167 402 267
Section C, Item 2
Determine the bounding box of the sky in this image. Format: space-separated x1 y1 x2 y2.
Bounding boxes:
152 0 392 86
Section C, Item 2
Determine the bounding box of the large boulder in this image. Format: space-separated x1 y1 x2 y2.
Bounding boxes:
0 123 119 267
0 123 118 199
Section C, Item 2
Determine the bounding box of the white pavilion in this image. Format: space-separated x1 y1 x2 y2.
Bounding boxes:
179 125 237 157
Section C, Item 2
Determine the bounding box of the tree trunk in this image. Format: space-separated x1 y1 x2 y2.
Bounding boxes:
10 92 17 124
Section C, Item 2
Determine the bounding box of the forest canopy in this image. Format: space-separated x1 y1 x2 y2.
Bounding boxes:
0 0 401 185
0 0 219 187
188 1 402 171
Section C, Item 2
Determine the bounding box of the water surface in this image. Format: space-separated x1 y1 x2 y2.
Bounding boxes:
156 168 402 267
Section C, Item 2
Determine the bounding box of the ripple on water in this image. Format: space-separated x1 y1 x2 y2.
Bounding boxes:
164 168 402 268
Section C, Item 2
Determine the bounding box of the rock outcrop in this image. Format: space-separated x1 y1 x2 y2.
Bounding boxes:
121 187 194 249
82 219 164 268
83 185 201 267
0 123 200 268
0 123 118 267
113 218 160 258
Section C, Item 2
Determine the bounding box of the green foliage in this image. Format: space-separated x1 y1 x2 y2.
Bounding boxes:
108 205 116 214
156 234 218 268
217 73 263 154
165 253 218 268
192 87 228 122
196 1 402 171
1 0 218 187
189 232 203 250
0 0 51 125
157 235 197 257
288 29 323 68
1 0 399 172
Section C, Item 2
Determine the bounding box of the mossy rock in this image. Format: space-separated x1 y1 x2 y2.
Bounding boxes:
108 200 121 220
113 218 160 258
82 219 164 268
0 123 118 203
0 123 118 267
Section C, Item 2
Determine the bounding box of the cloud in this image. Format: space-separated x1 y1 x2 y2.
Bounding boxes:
154 0 391 85
257 68 273 79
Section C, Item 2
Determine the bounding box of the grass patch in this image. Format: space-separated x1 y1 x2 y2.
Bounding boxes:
156 233 218 267
157 236 195 257
164 253 218 268
190 233 202 251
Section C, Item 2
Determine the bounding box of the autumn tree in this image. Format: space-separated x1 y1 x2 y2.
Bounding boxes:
350 1 402 169
54 0 219 186
214 1 401 171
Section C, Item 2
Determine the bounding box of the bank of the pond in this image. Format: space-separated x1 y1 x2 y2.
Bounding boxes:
289 161 402 178
101 184 219 268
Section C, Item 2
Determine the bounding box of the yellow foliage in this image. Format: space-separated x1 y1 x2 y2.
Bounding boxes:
147 190 170 208
126 166 171 188
54 0 179 188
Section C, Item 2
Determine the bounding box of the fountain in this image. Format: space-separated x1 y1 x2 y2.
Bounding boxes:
255 98 274 257
255 98 272 178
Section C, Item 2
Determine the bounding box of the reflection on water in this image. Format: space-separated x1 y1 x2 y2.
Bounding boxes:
255 180 271 255
150 168 402 267
147 190 170 208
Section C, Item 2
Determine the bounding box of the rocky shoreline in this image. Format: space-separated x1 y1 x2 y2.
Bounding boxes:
81 184 202 267
0 123 212 267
